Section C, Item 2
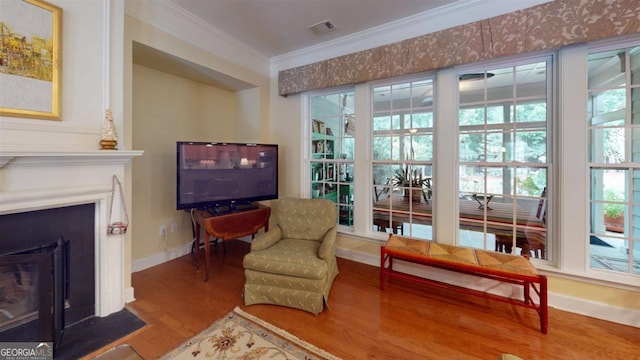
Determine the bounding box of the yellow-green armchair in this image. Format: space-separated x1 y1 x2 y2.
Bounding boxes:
243 197 339 315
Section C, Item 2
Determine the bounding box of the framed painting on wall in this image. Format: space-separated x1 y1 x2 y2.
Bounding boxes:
0 0 62 120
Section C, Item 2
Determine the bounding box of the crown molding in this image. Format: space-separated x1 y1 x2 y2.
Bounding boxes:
270 0 552 75
125 0 270 76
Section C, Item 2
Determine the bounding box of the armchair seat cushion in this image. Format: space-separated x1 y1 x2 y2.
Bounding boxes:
243 239 327 280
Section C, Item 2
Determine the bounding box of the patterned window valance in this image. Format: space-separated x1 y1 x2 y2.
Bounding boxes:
278 0 640 97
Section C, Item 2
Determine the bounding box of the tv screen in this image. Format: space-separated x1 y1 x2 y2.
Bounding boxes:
176 141 278 210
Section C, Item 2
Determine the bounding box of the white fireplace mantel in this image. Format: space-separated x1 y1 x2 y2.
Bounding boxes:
0 150 144 168
0 149 143 318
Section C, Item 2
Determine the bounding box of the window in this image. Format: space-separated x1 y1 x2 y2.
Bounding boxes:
309 89 355 227
458 58 551 259
371 78 434 240
588 45 640 274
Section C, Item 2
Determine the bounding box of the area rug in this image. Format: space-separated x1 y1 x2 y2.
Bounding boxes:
160 307 340 360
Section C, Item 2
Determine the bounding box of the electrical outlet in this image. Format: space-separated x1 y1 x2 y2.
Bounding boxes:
159 224 167 236
171 223 178 232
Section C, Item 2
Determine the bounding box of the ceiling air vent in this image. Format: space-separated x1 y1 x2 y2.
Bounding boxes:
308 19 336 35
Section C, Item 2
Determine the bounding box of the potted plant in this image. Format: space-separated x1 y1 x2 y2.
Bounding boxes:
312 183 322 198
392 163 429 202
603 189 624 233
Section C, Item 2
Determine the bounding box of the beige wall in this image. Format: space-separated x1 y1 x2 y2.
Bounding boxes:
131 65 238 259
548 277 640 311
125 16 271 266
268 84 303 198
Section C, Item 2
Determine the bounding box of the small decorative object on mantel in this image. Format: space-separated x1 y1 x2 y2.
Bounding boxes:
100 108 118 150
107 175 129 235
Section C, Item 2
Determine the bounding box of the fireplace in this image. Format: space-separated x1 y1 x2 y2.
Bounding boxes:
0 240 67 346
0 204 94 347
0 150 142 347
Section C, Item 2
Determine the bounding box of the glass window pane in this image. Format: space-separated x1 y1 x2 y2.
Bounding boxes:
373 136 392 160
588 50 624 89
592 89 626 120
373 115 392 131
459 165 485 194
633 88 640 125
411 80 433 108
373 164 393 188
486 131 505 162
591 168 626 202
411 135 432 161
516 62 547 99
487 105 508 124
391 83 411 110
411 111 433 129
340 137 354 160
459 73 486 104
516 103 547 123
459 131 485 162
589 126 625 163
634 240 640 274
373 86 391 112
487 67 513 102
632 128 640 163
459 108 485 126
515 130 547 163
590 168 627 236
485 166 510 196
516 167 547 197
631 47 640 86
591 185 629 272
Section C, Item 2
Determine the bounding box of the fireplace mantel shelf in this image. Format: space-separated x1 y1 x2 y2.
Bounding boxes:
0 150 144 168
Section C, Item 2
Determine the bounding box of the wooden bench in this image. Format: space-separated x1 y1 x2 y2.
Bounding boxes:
380 234 548 333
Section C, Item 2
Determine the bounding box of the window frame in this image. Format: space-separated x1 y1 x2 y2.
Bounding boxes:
587 41 640 276
370 75 436 240
306 87 356 229
455 55 554 259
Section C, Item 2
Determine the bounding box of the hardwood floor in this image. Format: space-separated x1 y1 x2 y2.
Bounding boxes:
85 240 640 360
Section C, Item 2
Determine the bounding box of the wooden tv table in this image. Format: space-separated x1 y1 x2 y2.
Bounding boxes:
192 204 270 281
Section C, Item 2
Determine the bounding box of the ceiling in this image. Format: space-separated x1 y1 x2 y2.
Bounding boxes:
134 1 563 92
167 0 465 58
133 42 255 91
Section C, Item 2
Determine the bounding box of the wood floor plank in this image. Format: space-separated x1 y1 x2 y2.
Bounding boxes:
84 240 640 360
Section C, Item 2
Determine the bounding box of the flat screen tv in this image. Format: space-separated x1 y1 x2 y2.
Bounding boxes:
176 141 278 211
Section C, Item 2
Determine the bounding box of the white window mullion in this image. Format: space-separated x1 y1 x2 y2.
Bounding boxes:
558 44 589 272
434 68 459 245
353 83 371 235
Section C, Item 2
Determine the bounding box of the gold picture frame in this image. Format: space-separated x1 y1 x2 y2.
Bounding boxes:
0 0 62 120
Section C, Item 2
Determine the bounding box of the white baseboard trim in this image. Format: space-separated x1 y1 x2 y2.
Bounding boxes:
131 237 254 273
550 292 640 328
124 286 135 304
336 247 379 267
337 246 640 329
131 243 192 273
